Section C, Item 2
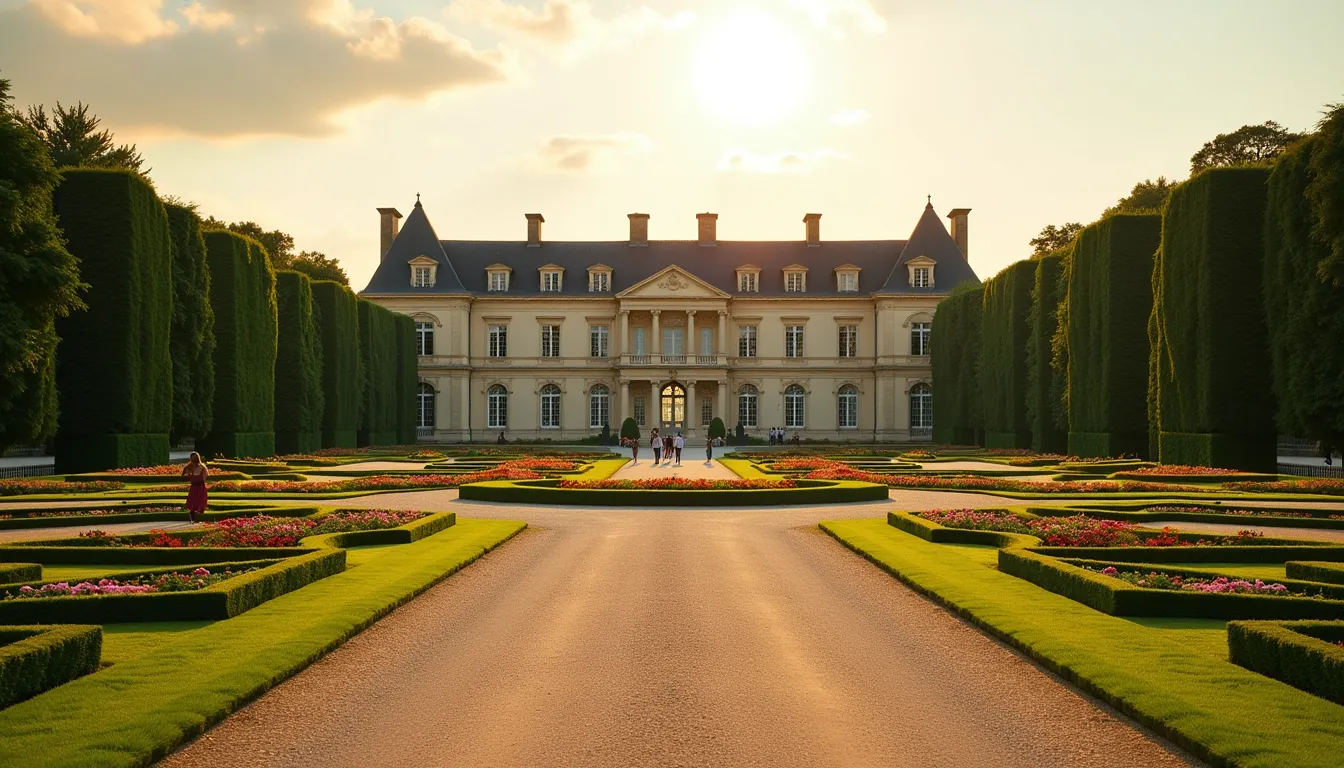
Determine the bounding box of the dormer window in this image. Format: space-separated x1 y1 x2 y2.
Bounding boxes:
913 267 930 288
783 265 808 293
835 265 860 293
408 256 437 288
540 264 564 292
905 257 936 289
736 265 760 293
486 264 511 292
588 265 612 293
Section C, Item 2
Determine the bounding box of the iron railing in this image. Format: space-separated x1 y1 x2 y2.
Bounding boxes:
1278 463 1344 479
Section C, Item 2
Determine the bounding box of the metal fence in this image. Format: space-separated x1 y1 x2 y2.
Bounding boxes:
1277 463 1344 479
0 464 56 480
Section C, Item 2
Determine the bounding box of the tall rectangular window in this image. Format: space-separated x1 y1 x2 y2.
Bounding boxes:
488 325 508 358
700 328 714 358
701 397 713 427
911 322 931 356
634 396 647 426
590 325 609 357
838 272 858 292
785 272 805 292
542 271 561 292
488 272 509 291
738 272 757 292
541 325 560 357
838 325 857 358
412 266 432 288
785 325 804 358
590 272 610 292
913 267 930 288
416 321 434 356
738 325 757 358
632 327 647 356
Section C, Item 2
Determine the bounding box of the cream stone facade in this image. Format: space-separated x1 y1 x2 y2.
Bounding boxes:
361 200 980 442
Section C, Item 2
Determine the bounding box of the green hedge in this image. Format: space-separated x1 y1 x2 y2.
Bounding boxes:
52 169 174 473
930 284 984 445
0 625 101 709
1262 137 1344 448
357 300 399 446
980 260 1036 448
459 478 889 506
394 313 419 445
1030 544 1344 564
310 281 364 449
273 271 324 455
0 549 345 624
1286 561 1344 585
1152 167 1275 471
886 511 1035 548
197 230 277 459
1026 252 1068 454
303 511 455 548
0 545 323 566
164 204 216 443
1228 620 1344 706
0 563 42 584
1066 214 1162 459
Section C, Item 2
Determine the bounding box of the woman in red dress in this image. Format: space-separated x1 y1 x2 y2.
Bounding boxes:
181 452 209 523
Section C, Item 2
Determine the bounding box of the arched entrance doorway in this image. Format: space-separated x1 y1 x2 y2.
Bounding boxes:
660 382 685 431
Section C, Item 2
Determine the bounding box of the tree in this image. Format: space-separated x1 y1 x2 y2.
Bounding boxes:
289 251 348 285
620 417 639 441
1309 103 1344 285
1029 223 1081 256
708 416 726 441
0 73 86 451
18 102 146 173
1103 176 1176 217
200 218 295 268
1190 120 1303 174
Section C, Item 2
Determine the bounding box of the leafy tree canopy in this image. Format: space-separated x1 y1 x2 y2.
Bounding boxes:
1190 120 1304 174
1308 103 1344 285
17 101 146 174
1104 176 1176 217
201 218 295 267
1029 222 1081 256
289 251 349 285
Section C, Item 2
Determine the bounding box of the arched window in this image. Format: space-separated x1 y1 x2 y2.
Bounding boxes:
838 385 858 429
785 384 805 429
417 383 435 429
737 385 758 428
540 384 561 429
910 383 933 433
589 385 610 429
487 385 508 429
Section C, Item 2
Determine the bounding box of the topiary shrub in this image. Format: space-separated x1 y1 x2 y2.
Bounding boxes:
394 313 418 445
310 281 363 449
708 416 726 441
357 300 399 446
164 203 216 444
619 417 639 441
1027 251 1069 454
980 260 1036 448
273 271 324 455
53 169 174 472
932 283 984 445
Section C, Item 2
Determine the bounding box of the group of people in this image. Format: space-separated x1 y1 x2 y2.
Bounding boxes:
767 427 800 446
620 429 718 466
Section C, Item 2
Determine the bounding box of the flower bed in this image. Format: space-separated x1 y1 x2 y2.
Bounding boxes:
201 469 542 494
768 458 846 472
8 567 252 599
1226 479 1344 496
106 465 185 476
406 450 445 460
912 509 1032 534
803 469 1198 494
1092 566 1292 595
78 511 429 548
1147 505 1314 519
558 478 795 490
0 505 183 520
1127 464 1247 476
0 479 125 496
505 459 581 472
911 510 1269 548
461 477 887 506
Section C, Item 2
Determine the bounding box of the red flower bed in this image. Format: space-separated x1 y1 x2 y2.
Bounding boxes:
557 478 795 490
1127 464 1247 476
202 468 542 494
106 464 185 476
914 509 1033 533
1225 479 1344 496
503 459 580 472
770 458 846 471
801 469 1197 494
0 479 125 496
79 510 429 548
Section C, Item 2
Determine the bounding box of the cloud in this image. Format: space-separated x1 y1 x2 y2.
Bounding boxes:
447 0 693 56
788 0 887 36
829 108 871 126
718 148 846 174
0 1 513 137
527 132 651 173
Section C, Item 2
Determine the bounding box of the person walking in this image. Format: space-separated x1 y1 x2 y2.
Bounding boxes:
663 433 674 466
673 432 684 466
650 429 661 465
625 433 640 465
705 434 714 465
180 452 209 523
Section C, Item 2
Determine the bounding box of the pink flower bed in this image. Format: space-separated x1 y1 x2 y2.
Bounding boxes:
913 508 1032 534
0 479 125 496
558 478 795 490
1094 566 1291 595
6 567 251 599
79 510 428 548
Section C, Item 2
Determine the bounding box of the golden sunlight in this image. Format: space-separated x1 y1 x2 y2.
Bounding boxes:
691 9 810 126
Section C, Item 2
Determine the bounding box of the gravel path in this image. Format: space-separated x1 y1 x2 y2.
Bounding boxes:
159 492 1196 768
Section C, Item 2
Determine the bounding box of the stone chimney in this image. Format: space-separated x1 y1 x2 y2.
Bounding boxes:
697 212 718 247
803 213 822 247
376 207 402 261
947 208 971 257
525 213 544 247
628 213 649 246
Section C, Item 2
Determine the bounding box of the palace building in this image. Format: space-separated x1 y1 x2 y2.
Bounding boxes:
360 199 980 442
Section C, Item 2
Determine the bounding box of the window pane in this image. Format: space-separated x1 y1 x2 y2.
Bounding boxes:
489 325 508 357
634 395 646 426
701 397 712 426
738 387 757 427
633 327 646 356
589 387 609 428
590 326 609 357
542 326 560 357
738 325 756 357
839 325 856 357
700 328 714 358
786 326 803 357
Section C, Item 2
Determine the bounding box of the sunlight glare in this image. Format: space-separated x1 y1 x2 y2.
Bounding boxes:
692 10 810 126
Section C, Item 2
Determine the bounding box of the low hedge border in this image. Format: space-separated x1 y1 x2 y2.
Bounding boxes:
1059 557 1344 600
1285 561 1344 585
0 559 284 598
1030 544 1344 564
458 478 889 506
1108 471 1279 483
0 564 42 585
1227 620 1344 706
1026 504 1344 529
68 472 250 484
0 549 346 624
0 545 324 566
300 511 456 548
0 504 318 531
886 511 1039 548
0 625 102 709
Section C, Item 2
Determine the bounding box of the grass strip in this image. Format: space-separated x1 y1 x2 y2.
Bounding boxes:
820 518 1344 768
0 518 525 768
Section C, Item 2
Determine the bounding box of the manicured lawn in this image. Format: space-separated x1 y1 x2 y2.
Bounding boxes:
101 621 217 665
822 518 1344 768
0 518 525 768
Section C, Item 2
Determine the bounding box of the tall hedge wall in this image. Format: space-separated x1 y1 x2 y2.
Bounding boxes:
164 204 215 443
1066 213 1162 459
52 169 173 472
1152 167 1275 471
310 281 363 449
980 260 1036 448
1026 251 1069 454
394 313 419 444
273 271 324 455
196 230 277 459
357 299 399 446
1263 137 1344 449
931 284 984 446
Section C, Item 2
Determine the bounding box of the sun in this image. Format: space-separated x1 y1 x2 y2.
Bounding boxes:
692 10 810 126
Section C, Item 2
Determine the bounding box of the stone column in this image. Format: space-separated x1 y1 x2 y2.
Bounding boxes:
619 310 630 358
620 380 629 427
717 379 726 428
687 310 697 361
686 380 697 435
718 310 728 357
651 310 661 357
651 380 659 428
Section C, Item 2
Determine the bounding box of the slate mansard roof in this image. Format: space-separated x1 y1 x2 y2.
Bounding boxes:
362 201 980 297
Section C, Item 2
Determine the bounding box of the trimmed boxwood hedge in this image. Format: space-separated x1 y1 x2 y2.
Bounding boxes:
1066 213 1162 459
310 281 364 449
980 260 1036 448
52 169 174 473
394 313 418 445
357 300 399 446
931 283 985 445
0 625 101 709
0 545 325 566
273 271 324 455
1153 167 1275 471
164 203 216 444
0 563 42 584
197 230 278 459
887 511 1036 548
1026 252 1068 454
302 511 455 549
1228 620 1344 705
1286 561 1344 585
459 478 889 506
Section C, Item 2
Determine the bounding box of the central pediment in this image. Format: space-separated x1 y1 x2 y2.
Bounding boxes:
616 265 728 299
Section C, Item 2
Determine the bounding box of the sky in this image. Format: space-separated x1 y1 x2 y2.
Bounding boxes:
2 0 1343 291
